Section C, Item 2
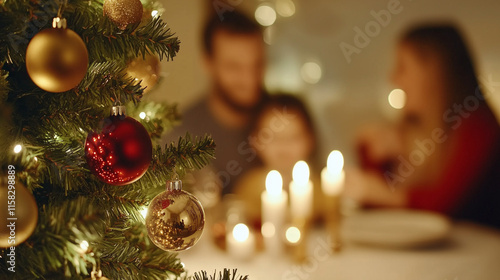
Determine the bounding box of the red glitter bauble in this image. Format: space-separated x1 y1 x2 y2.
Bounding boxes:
85 110 152 186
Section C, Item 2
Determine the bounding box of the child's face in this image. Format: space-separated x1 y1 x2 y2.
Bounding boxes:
251 109 314 174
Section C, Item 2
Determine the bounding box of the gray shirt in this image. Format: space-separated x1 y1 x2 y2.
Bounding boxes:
161 97 258 194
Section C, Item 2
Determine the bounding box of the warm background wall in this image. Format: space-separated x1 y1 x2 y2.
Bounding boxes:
149 0 500 164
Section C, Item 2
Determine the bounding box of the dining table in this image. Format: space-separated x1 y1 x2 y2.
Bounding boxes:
178 221 500 280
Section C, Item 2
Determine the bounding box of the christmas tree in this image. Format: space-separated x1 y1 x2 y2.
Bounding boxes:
0 0 245 279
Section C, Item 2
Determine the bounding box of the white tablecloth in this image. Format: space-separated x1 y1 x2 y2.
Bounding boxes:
178 223 500 280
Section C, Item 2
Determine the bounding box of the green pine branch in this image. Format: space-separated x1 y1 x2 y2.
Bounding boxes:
97 221 184 280
0 0 180 67
0 134 216 278
69 1 180 63
0 0 225 279
116 135 217 201
0 0 42 66
161 134 217 174
127 101 181 140
0 69 9 99
0 196 104 279
192 269 249 280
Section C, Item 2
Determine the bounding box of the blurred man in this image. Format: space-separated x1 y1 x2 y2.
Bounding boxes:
162 11 266 195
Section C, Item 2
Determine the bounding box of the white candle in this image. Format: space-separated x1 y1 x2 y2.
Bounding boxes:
321 150 345 196
226 223 255 260
261 170 287 254
321 150 345 251
290 161 313 220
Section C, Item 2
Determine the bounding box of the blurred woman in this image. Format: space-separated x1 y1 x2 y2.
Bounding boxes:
347 24 500 228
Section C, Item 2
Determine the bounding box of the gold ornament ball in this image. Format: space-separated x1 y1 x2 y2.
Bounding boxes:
0 176 38 248
146 181 205 252
103 0 143 29
126 55 161 94
26 28 88 93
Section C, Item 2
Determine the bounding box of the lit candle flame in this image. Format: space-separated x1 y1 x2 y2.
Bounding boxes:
327 150 344 175
292 161 310 186
265 170 283 196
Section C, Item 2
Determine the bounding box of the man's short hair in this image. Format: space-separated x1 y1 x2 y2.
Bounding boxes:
202 10 262 55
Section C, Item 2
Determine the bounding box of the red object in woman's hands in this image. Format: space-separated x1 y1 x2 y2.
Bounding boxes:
356 124 402 174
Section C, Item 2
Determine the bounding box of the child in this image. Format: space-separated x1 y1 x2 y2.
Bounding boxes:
233 94 323 226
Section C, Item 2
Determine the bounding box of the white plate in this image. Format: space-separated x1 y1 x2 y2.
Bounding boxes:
343 209 452 249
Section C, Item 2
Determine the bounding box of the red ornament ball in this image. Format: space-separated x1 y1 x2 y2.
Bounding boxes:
85 113 152 185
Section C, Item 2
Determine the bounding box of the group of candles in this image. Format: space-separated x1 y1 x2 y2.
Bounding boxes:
227 150 346 259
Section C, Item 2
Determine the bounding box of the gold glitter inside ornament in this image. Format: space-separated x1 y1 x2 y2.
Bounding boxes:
103 0 143 29
85 269 109 280
25 18 88 93
0 176 38 248
126 54 160 94
146 179 205 252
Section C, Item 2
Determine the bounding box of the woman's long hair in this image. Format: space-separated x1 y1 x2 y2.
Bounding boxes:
401 24 483 104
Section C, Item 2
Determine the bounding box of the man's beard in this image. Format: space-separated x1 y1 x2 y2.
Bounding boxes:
214 82 261 114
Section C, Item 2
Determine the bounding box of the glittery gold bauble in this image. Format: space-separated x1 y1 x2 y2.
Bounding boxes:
146 180 205 252
126 54 160 94
0 176 38 248
103 0 143 29
26 22 88 93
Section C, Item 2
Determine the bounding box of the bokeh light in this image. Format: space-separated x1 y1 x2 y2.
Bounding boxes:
233 223 250 242
261 222 276 238
285 226 301 243
300 62 322 84
79 240 89 252
276 0 296 17
13 144 22 153
388 88 406 109
255 5 277 26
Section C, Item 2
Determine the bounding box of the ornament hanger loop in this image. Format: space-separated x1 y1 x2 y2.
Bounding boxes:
110 93 126 116
166 172 182 191
56 0 68 18
172 171 179 181
111 89 125 107
52 17 67 29
110 105 126 116
90 269 104 280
